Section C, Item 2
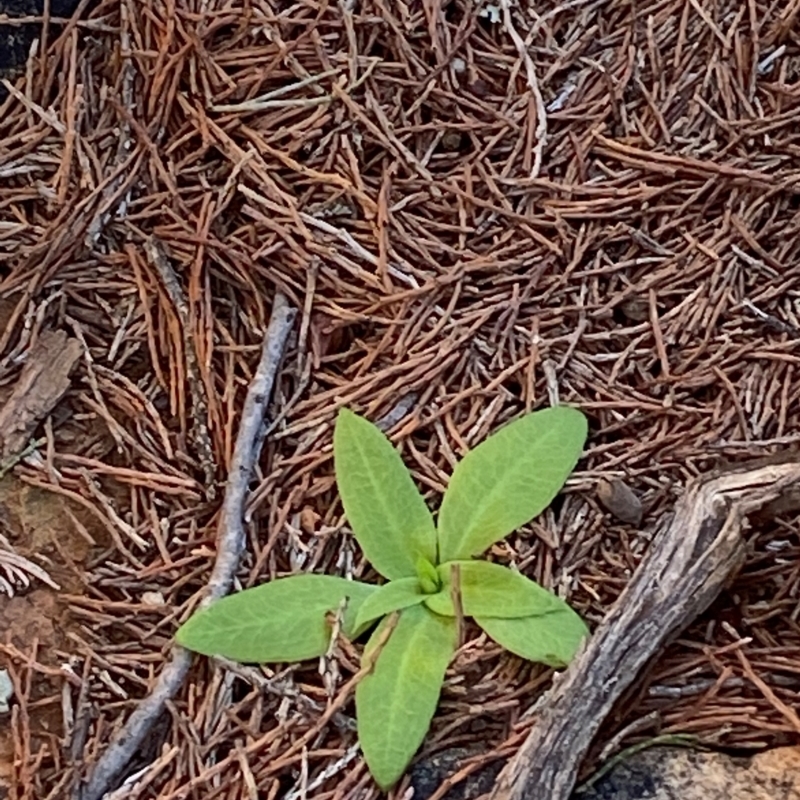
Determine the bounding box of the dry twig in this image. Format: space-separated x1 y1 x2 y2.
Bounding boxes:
144 236 217 498
500 0 547 178
75 295 296 800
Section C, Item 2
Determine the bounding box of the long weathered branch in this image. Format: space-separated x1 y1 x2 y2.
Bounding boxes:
491 457 800 800
75 293 296 800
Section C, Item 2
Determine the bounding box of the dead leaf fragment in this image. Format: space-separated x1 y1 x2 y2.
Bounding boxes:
0 330 81 461
300 505 321 534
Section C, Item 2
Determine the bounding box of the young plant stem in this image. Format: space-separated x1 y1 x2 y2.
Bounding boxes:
450 563 465 649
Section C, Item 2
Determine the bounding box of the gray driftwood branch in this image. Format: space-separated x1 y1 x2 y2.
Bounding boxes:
76 293 296 800
491 456 800 800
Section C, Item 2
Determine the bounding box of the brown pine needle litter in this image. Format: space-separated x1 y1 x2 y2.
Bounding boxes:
1 0 800 798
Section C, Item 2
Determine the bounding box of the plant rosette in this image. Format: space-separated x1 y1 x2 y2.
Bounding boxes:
176 405 589 789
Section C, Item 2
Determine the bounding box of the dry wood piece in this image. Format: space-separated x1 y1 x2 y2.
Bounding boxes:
74 294 296 800
0 329 81 462
491 457 800 800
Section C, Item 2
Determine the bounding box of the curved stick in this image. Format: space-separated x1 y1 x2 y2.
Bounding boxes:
76 294 296 800
491 457 800 800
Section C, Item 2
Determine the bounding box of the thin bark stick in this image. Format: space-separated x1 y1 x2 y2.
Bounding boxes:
500 0 546 179
75 294 296 800
491 457 800 800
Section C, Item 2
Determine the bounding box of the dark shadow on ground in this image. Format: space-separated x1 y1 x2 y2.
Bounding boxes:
0 0 81 94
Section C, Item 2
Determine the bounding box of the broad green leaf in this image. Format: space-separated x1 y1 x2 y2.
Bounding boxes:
476 605 589 668
354 577 427 630
175 575 376 663
334 408 436 579
357 604 456 789
437 407 588 563
424 560 566 618
416 556 441 594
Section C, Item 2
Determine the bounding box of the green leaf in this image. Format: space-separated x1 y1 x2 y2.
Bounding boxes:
424 561 566 618
357 605 456 789
354 577 427 630
175 575 376 663
334 408 437 580
416 556 441 594
437 407 588 563
476 605 589 668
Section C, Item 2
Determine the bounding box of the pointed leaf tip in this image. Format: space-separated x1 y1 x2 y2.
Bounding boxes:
476 604 589 668
334 408 437 579
175 574 376 663
357 605 456 789
437 407 588 563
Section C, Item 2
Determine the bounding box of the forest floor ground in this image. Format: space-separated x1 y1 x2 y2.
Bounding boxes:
1 1 800 798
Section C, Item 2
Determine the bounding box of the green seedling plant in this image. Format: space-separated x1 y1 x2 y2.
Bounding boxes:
176 405 589 789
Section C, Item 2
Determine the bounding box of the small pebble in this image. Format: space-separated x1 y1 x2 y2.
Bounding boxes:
141 591 165 606
441 131 463 151
620 297 650 322
597 478 643 526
